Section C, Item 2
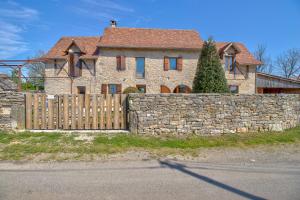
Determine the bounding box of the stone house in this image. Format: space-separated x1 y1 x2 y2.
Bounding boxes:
43 21 261 95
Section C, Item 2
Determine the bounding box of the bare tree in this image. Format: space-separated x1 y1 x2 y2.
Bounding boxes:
25 50 46 90
253 44 273 73
276 49 300 78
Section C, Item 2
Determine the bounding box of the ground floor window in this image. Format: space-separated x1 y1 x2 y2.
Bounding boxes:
101 84 122 94
229 85 239 94
77 86 86 95
108 84 117 94
136 85 146 93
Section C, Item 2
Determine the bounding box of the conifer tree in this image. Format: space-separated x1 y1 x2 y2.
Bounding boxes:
192 38 229 93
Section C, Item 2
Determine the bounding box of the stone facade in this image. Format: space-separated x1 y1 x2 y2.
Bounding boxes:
45 47 256 95
96 48 199 93
0 92 24 130
45 59 96 94
128 94 300 135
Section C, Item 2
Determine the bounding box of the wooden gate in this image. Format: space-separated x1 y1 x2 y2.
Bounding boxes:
25 93 128 130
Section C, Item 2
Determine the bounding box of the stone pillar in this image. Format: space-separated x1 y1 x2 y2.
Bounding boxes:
0 92 25 130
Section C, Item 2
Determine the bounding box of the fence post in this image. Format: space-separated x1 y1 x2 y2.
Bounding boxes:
84 94 90 129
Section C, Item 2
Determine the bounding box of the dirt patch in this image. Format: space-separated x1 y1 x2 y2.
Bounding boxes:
9 143 299 164
74 135 95 143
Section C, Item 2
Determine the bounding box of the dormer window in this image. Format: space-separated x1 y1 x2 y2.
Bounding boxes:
67 43 83 77
223 42 240 73
225 55 235 72
68 51 82 77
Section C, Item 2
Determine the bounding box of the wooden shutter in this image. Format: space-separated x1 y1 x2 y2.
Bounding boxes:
73 53 81 77
120 56 126 70
116 56 121 70
79 63 82 76
174 86 179 93
177 56 183 71
160 85 171 93
164 56 169 71
68 53 75 76
116 84 122 94
101 84 107 94
185 86 192 93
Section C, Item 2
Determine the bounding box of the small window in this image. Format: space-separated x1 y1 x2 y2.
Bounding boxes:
229 85 239 94
77 86 86 95
169 57 177 70
108 84 117 94
136 85 146 93
136 57 145 78
246 65 249 79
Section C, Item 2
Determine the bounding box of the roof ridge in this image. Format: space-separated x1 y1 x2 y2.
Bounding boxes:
106 27 199 32
61 36 101 39
216 41 244 45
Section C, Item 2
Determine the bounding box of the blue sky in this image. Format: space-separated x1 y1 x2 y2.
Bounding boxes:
0 0 299 61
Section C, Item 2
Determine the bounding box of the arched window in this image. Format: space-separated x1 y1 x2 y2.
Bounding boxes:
160 85 171 93
173 85 191 93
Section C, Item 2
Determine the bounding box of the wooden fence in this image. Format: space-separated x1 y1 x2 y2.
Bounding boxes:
25 93 128 130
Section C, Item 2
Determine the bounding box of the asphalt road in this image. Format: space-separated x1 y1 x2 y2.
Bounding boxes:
0 160 299 200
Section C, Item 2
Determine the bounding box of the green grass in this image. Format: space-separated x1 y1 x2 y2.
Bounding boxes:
0 126 300 160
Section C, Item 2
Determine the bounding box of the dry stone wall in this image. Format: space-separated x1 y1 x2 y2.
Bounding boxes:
0 92 24 130
128 94 300 135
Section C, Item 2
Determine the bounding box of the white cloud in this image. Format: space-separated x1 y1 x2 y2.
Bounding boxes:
0 21 28 58
0 1 39 59
81 0 134 12
0 7 39 19
72 6 116 20
70 0 134 20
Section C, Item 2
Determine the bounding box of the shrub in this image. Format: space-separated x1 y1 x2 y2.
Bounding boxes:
123 87 140 94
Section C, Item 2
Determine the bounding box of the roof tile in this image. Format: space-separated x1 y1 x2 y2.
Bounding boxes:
43 28 261 65
44 36 101 59
98 27 203 50
216 42 262 65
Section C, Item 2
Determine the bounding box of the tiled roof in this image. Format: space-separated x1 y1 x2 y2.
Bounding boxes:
44 36 101 59
98 27 203 50
257 72 300 84
216 42 262 65
43 28 261 65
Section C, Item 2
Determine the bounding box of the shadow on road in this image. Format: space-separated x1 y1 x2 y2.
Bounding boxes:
159 160 266 200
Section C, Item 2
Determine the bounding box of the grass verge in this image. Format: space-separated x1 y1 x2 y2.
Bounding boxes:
0 126 300 161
